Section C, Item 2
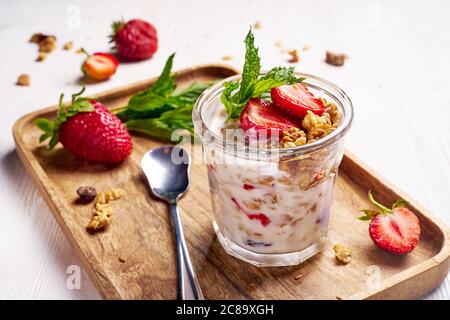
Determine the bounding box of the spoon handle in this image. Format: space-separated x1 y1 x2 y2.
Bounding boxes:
170 203 204 300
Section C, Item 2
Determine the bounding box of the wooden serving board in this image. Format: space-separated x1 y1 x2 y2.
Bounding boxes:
13 64 450 300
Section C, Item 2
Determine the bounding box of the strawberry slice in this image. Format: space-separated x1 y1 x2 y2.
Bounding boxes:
231 197 271 226
82 52 119 81
359 192 420 254
271 83 325 117
240 98 299 137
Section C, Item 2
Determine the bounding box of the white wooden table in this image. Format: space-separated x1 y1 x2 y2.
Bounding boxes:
0 0 449 300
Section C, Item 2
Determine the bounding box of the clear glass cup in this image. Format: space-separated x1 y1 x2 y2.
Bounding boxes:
193 73 353 267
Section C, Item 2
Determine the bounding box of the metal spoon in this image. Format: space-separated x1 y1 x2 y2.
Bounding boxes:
141 146 204 300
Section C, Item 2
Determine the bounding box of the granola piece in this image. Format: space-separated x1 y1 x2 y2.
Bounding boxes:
325 51 348 67
281 127 307 148
77 186 97 203
96 188 123 204
294 273 303 280
336 295 344 300
333 243 352 264
36 52 47 62
16 74 30 86
76 47 85 54
302 45 310 51
319 97 341 126
287 49 299 63
30 33 57 53
118 256 127 263
258 176 274 186
222 55 233 61
302 110 334 143
63 41 73 50
275 40 283 48
87 203 113 231
253 21 262 29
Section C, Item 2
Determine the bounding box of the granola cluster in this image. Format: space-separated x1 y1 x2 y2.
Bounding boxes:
281 98 341 148
333 243 352 264
87 188 123 232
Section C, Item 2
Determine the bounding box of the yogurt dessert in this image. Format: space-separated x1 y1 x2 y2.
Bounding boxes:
193 30 353 266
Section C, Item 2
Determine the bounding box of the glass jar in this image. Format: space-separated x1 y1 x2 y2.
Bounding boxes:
193 73 353 267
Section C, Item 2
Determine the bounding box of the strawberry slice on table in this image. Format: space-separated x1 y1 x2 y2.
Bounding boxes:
110 19 158 61
358 191 420 254
34 87 132 164
240 98 299 137
271 83 325 117
82 52 119 81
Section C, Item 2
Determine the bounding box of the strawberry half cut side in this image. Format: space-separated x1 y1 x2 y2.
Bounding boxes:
240 98 300 138
358 191 420 254
271 83 325 117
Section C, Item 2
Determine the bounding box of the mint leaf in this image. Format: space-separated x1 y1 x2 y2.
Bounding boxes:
221 29 304 119
239 29 261 101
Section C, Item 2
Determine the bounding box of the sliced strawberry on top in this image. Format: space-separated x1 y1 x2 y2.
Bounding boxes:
240 98 299 137
82 52 119 81
359 192 420 254
271 83 325 118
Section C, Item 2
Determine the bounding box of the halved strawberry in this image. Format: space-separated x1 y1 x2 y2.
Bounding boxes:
82 52 119 81
240 98 299 137
271 83 324 117
359 192 420 254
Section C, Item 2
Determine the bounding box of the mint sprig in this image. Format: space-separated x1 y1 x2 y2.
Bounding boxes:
34 86 94 149
221 29 305 120
112 53 213 140
358 191 409 220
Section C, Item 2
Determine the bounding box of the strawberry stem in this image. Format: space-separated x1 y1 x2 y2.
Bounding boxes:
368 191 392 214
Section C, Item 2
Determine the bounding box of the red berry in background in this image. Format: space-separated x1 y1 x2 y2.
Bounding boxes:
82 52 119 81
240 98 299 138
59 101 132 163
271 83 325 118
110 19 158 61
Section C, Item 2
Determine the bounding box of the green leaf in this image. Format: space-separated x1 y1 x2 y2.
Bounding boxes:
239 29 261 101
392 199 409 209
368 191 392 214
34 118 54 133
250 67 305 97
358 215 373 221
220 29 304 119
127 53 177 113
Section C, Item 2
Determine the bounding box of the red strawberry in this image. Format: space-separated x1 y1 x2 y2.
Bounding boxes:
240 98 299 137
271 83 325 117
82 52 119 81
110 19 158 61
231 197 271 226
34 88 132 164
359 192 420 254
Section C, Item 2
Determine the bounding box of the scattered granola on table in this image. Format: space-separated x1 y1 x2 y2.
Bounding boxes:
63 41 74 50
30 33 57 53
325 51 348 67
118 256 127 263
333 243 352 264
36 52 47 62
287 49 299 63
86 188 124 233
16 74 30 86
253 21 262 29
275 40 283 48
222 55 233 61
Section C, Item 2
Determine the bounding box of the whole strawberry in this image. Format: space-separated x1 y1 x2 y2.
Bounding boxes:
34 87 132 164
358 191 420 254
110 19 158 61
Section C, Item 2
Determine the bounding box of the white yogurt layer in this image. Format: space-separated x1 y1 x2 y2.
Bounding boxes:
202 101 341 254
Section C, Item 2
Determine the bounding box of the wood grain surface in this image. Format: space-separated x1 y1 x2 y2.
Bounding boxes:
12 65 450 300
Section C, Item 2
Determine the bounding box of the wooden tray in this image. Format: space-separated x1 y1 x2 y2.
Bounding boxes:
12 64 450 300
